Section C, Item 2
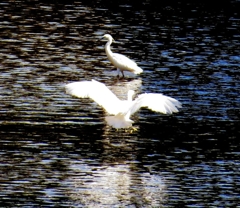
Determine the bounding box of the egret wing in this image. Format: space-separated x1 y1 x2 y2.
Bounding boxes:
113 52 136 63
112 53 137 68
112 53 143 74
128 93 182 115
65 80 121 115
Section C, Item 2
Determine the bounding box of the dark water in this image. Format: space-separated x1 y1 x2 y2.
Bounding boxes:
0 0 240 207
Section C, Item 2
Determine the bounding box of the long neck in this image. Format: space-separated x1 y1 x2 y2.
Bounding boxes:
105 39 113 59
128 96 132 102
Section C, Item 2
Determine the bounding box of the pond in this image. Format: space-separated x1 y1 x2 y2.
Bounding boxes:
0 0 239 207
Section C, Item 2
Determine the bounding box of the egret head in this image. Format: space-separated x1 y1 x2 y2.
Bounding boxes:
127 90 135 102
102 34 115 42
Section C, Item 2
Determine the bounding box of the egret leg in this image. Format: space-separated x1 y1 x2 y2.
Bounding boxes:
121 70 125 78
117 68 120 78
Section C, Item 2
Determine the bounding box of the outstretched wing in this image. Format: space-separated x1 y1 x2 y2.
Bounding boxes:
65 80 121 115
128 93 182 115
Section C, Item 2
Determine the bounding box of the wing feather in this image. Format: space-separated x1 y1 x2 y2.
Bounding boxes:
112 53 137 66
128 93 182 115
112 53 143 74
65 80 121 115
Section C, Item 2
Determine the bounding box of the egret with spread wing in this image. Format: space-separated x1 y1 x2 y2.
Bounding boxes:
65 80 182 129
101 34 143 77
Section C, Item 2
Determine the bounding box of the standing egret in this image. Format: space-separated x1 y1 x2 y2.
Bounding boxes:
65 80 182 129
101 34 143 78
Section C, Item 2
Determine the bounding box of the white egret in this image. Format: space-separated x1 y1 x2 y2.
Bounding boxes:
101 34 143 77
65 80 182 129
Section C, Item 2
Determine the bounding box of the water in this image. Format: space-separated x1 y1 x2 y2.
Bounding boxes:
0 0 240 207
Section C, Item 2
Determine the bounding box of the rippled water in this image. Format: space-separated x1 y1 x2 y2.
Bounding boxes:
0 0 240 207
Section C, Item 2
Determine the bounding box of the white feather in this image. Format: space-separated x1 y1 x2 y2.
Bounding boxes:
128 93 182 116
105 114 133 129
111 53 143 74
65 80 120 115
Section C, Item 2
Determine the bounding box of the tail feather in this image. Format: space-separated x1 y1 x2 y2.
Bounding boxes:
105 114 133 129
133 66 143 74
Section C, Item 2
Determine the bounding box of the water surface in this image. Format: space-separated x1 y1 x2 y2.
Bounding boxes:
0 0 239 207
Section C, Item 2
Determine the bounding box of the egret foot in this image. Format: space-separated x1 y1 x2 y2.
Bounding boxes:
125 126 138 133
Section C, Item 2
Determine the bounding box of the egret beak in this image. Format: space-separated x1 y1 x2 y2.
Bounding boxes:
99 36 104 41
